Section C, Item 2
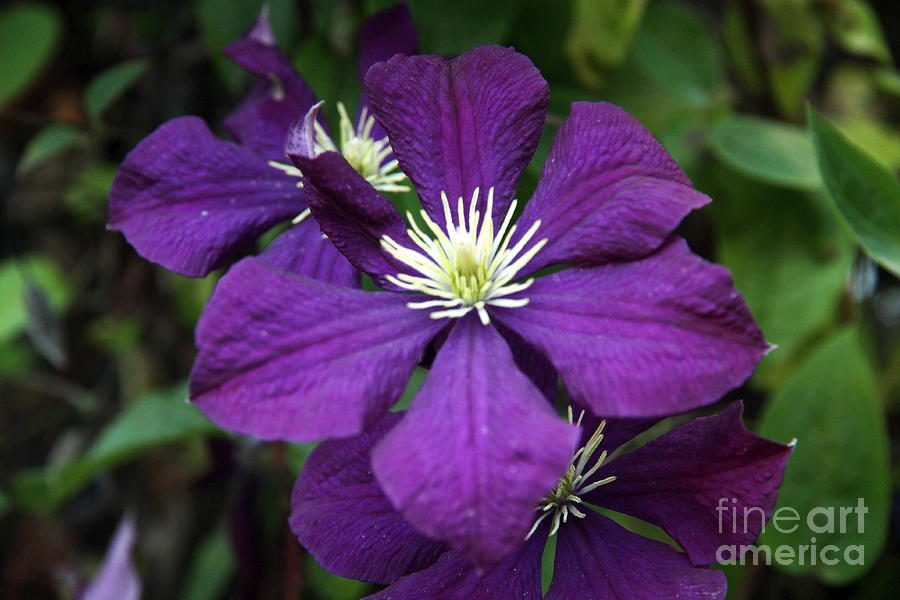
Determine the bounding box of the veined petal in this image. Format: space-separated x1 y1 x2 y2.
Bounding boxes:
586 402 793 566
493 238 769 418
516 102 709 274
289 412 446 584
223 9 317 161
257 218 358 288
365 45 548 224
372 316 579 565
288 149 417 290
108 117 304 277
546 514 726 600
365 536 545 600
189 258 444 441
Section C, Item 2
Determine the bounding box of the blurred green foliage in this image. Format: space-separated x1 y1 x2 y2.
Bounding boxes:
1 0 898 599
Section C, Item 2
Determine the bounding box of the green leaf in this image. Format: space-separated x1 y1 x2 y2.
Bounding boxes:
181 524 235 600
630 0 724 108
758 327 889 585
564 0 647 90
17 125 87 175
84 59 149 122
809 107 900 277
12 383 220 511
824 0 891 63
0 3 62 106
708 172 852 388
709 115 821 190
0 256 70 346
64 162 118 224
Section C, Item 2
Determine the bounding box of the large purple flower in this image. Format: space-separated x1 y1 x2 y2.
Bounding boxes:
107 4 417 278
290 402 793 598
191 45 769 561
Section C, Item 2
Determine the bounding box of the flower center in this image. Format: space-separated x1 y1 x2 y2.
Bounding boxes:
268 102 409 194
380 187 547 325
526 409 616 539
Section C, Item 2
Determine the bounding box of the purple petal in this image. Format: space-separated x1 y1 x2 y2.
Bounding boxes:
496 321 558 400
289 412 446 584
288 149 416 290
108 116 304 277
257 218 358 288
494 238 769 417
189 258 444 441
365 536 545 600
517 102 709 274
587 402 793 566
546 514 726 600
365 45 548 223
223 9 318 161
82 515 141 600
372 317 579 565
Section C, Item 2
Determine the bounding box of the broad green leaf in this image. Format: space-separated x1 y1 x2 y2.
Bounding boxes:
709 115 821 190
17 125 87 174
630 0 724 109
0 256 70 345
722 1 763 94
824 0 891 63
181 525 235 600
809 108 900 277
758 327 889 585
564 0 647 90
708 172 852 388
0 3 62 106
84 59 149 122
12 383 220 511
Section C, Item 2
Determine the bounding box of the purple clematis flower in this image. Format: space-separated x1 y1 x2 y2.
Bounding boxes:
290 402 793 598
107 3 417 279
190 45 770 562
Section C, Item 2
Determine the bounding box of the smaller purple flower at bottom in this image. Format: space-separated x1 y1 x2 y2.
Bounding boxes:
290 402 792 599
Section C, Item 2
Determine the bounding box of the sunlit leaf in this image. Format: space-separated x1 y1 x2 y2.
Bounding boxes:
710 115 821 190
824 0 891 62
84 59 149 122
758 327 889 585
809 107 900 277
0 3 62 106
17 124 87 175
564 0 647 90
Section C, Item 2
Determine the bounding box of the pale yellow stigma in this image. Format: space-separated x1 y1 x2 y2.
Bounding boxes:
380 187 547 325
526 408 617 539
268 101 409 195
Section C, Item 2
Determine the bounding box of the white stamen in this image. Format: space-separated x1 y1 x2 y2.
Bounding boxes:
525 410 617 540
268 102 409 194
380 187 547 325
